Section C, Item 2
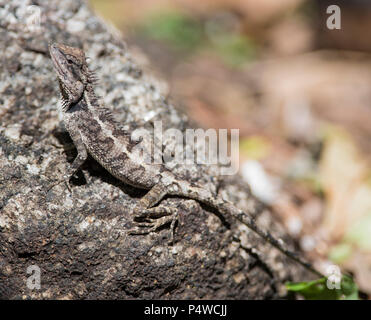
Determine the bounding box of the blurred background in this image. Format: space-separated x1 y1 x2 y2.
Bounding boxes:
89 0 371 296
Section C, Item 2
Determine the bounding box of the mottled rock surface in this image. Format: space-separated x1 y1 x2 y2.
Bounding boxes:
0 0 308 299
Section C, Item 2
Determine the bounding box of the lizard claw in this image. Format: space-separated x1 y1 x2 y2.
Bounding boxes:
47 175 72 193
128 214 178 244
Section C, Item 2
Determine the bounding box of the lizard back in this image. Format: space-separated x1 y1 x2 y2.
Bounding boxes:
62 88 164 189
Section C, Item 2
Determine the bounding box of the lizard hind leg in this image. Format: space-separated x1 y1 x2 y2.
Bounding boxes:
128 183 191 243
128 200 199 244
128 208 179 243
128 183 176 241
132 183 169 217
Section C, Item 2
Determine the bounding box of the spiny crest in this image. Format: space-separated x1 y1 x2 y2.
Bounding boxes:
84 88 119 125
88 70 99 85
99 106 117 123
60 97 70 112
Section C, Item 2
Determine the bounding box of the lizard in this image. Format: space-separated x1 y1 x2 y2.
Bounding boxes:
48 42 322 277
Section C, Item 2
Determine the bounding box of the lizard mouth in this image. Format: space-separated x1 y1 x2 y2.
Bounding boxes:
49 43 67 77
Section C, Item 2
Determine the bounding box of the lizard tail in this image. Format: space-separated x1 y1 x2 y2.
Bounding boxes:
174 183 323 277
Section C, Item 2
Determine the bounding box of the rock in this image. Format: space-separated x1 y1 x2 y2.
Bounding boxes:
0 0 309 299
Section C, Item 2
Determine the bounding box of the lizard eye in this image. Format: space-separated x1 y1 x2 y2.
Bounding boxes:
65 55 75 65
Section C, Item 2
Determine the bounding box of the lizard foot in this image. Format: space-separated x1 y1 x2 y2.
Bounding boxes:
128 200 200 243
128 207 180 244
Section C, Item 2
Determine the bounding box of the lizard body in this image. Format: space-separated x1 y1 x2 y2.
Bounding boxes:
49 43 321 277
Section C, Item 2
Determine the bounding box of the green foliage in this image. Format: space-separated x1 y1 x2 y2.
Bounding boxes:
240 136 271 160
328 243 352 264
139 12 203 51
345 213 371 251
286 275 358 300
137 11 257 66
210 33 256 67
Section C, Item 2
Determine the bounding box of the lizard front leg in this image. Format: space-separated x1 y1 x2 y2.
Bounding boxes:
49 130 88 191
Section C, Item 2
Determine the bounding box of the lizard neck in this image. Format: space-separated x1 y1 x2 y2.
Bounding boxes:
84 83 97 101
80 84 99 112
59 84 95 114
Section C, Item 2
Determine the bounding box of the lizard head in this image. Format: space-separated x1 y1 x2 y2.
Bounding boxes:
49 43 91 109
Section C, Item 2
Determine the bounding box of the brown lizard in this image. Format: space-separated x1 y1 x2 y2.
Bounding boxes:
49 42 322 277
